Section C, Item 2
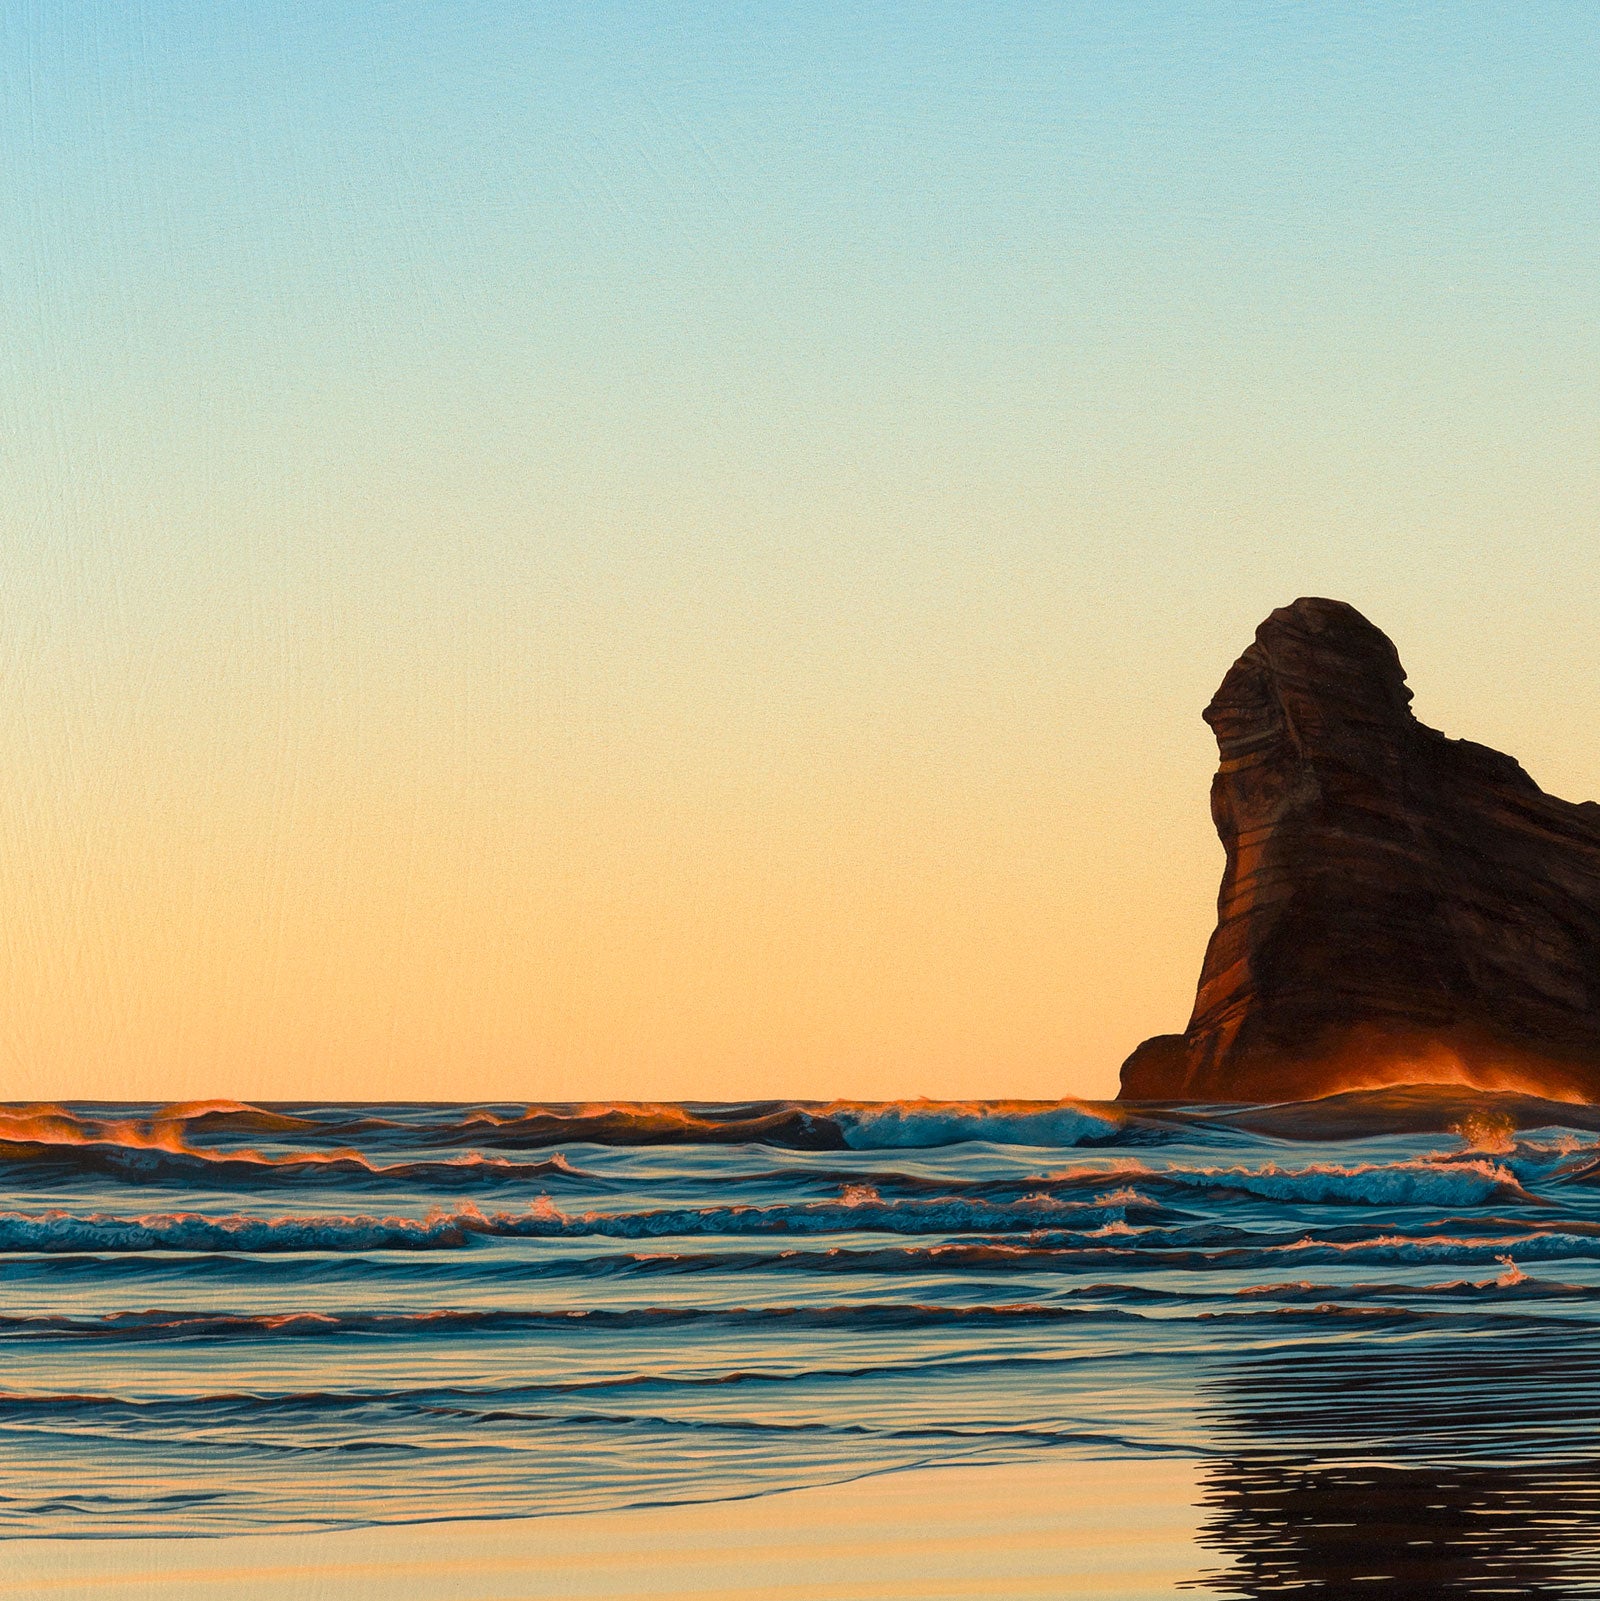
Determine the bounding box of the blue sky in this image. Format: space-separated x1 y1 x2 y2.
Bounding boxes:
3 2 1599 1098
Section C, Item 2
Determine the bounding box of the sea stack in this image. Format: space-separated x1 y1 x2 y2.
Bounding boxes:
1120 598 1600 1102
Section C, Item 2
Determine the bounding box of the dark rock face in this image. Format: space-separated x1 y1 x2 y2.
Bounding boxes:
1120 598 1600 1102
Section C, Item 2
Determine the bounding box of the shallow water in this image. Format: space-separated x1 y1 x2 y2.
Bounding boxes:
4 1090 1600 1593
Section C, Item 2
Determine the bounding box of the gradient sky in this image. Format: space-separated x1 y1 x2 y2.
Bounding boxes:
3 1 1599 1103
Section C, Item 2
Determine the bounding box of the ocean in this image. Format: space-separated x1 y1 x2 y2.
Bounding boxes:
4 1092 1600 1593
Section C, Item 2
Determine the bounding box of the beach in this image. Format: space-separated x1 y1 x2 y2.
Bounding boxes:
0 1458 1207 1601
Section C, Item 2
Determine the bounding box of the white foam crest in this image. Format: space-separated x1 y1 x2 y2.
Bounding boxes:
832 1099 1121 1150
1183 1156 1525 1207
1046 1156 1525 1208
0 1189 1150 1253
0 1205 501 1254
1266 1231 1600 1267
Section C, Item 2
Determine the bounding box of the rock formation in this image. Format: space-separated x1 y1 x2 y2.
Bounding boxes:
1120 597 1600 1102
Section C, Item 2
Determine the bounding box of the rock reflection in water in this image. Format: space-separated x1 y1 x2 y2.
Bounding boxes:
1189 1456 1600 1597
1188 1333 1600 1595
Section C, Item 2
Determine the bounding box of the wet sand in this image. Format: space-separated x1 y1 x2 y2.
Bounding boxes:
0 1457 1209 1600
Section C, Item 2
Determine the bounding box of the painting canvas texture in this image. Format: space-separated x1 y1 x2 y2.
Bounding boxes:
6 5 1600 1596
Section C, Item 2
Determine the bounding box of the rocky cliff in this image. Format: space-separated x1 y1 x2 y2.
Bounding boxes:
1120 598 1600 1102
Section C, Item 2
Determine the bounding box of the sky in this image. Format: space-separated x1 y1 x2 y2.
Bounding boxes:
3 1 1599 1104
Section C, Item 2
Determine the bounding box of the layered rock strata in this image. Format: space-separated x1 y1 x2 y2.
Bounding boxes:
1121 598 1600 1102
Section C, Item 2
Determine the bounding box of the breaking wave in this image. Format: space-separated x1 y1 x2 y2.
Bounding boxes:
0 1192 1155 1253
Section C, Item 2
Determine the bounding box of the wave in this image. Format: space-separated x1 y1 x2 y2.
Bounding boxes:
0 1381 1171 1460
0 1102 317 1151
715 1154 1544 1209
381 1088 1600 1151
1 1284 1585 1344
0 1205 1580 1263
1129 1231 1600 1273
0 1139 596 1190
1233 1276 1596 1303
0 1146 1553 1255
896 1155 1534 1209
1 1098 1137 1155
14 1087 1600 1163
1185 1085 1600 1142
0 1192 1157 1253
0 1237 1209 1284
429 1098 1135 1151
828 1100 1125 1149
1071 1156 1535 1209
432 1103 852 1150
0 1302 1142 1342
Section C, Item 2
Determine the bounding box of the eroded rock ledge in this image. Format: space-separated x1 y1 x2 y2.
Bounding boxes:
1120 598 1600 1102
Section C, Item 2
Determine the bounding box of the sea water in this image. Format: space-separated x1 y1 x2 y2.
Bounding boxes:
3 1092 1600 1592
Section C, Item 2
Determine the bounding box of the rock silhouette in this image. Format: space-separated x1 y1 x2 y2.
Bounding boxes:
1120 598 1600 1102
